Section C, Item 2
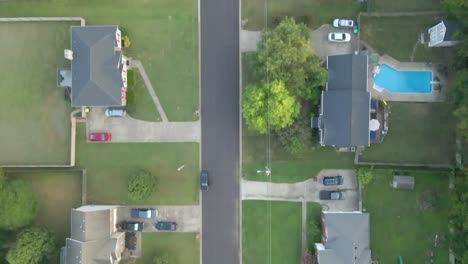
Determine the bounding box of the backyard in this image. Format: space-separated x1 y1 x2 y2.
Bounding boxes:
242 201 303 264
242 0 365 30
0 0 199 122
129 233 199 264
363 170 450 263
5 170 82 257
368 0 440 12
360 102 456 165
360 15 453 63
0 21 75 165
75 124 199 205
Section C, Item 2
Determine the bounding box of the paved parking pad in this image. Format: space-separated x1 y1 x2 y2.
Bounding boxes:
117 205 201 233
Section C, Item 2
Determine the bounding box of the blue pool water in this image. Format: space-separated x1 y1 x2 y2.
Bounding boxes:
374 64 432 93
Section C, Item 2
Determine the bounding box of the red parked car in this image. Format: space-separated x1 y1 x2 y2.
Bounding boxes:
88 132 112 142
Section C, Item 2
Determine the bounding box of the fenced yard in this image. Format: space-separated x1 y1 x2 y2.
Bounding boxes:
359 102 456 165
242 0 365 30
363 170 449 263
368 0 441 12
0 21 76 165
0 0 199 122
75 125 199 205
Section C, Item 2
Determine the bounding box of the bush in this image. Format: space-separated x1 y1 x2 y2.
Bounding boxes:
358 168 373 185
6 227 56 264
122 35 131 48
126 70 136 113
275 116 312 154
153 253 169 264
128 170 156 201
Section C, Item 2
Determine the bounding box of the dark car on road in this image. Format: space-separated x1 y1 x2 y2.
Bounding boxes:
123 221 144 231
319 190 343 200
322 176 344 186
130 208 158 219
200 170 209 192
155 221 177 231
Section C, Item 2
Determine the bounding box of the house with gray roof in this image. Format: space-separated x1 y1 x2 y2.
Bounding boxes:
69 26 128 106
312 53 370 148
315 211 372 264
428 20 459 47
61 205 136 264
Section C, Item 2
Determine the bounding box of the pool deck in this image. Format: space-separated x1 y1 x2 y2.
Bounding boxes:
368 55 447 102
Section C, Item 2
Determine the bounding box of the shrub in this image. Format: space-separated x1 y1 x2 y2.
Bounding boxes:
128 170 156 201
122 35 131 48
6 227 56 264
358 168 374 186
153 253 169 264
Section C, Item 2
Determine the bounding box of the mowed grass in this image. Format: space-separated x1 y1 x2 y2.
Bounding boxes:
369 0 440 12
7 171 81 243
0 0 199 121
242 201 303 264
131 233 199 264
75 124 199 205
128 73 162 122
0 22 74 165
360 102 456 165
363 170 449 263
242 0 364 30
361 15 453 63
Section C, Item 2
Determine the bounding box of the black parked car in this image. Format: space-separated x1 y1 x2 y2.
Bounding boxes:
200 170 209 192
322 176 344 186
130 208 158 219
155 221 177 231
123 221 144 231
319 190 343 200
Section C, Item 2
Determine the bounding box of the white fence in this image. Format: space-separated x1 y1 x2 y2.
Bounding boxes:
0 17 85 25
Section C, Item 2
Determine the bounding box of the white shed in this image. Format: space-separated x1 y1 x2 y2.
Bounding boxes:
428 20 459 47
392 176 415 190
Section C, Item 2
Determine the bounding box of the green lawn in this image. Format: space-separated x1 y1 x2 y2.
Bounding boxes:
131 233 199 264
360 102 456 165
127 73 162 122
369 0 440 12
242 0 364 30
0 0 199 121
363 170 450 263
7 171 82 243
361 15 453 63
242 201 303 264
0 22 74 165
75 124 199 205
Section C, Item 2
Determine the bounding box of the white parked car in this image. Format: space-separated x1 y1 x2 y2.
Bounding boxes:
328 32 351 43
333 19 354 28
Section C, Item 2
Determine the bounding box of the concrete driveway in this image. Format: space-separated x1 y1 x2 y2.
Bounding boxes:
241 169 359 211
310 24 358 61
117 205 200 233
86 108 200 143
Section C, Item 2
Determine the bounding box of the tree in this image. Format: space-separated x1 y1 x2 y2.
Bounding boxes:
6 227 56 264
0 179 38 230
275 116 312 154
242 80 299 133
122 35 131 48
128 170 157 201
255 17 327 100
153 253 169 264
358 168 373 186
448 169 468 260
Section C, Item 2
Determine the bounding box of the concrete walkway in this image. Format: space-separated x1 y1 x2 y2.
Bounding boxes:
87 109 200 143
301 200 307 254
132 60 169 122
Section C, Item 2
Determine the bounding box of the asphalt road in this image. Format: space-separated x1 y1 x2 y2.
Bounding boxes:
200 0 240 262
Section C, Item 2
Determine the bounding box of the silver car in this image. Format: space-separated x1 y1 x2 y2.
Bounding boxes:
333 19 354 28
328 32 351 43
105 108 126 117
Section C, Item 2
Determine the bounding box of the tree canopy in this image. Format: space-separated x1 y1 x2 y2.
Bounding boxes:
242 80 299 133
448 168 468 260
6 226 56 264
128 170 157 201
255 17 327 100
0 176 38 231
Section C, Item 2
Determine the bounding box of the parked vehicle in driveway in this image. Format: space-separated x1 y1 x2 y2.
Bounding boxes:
123 221 144 231
328 32 351 42
131 208 158 219
88 132 112 142
333 19 354 28
105 107 126 117
319 190 343 200
200 170 209 192
155 221 177 231
322 176 344 186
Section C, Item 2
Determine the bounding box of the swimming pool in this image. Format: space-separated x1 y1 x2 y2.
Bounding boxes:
374 64 432 93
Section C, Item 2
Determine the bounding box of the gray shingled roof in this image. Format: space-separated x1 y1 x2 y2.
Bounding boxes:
442 20 458 41
70 208 111 242
320 54 370 147
71 26 123 106
316 212 371 264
